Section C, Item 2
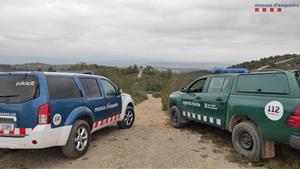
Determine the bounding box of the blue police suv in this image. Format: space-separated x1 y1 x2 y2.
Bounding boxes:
0 72 135 158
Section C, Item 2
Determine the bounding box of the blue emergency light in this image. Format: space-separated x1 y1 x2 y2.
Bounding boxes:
210 67 249 74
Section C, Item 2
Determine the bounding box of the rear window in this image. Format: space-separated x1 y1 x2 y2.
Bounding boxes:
79 78 101 98
47 76 81 100
236 73 290 94
0 75 39 103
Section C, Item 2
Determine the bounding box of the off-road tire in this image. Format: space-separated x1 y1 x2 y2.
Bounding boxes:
170 105 189 128
117 106 135 129
232 121 262 160
62 120 91 158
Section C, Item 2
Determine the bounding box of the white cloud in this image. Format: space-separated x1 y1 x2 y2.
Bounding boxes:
0 0 299 64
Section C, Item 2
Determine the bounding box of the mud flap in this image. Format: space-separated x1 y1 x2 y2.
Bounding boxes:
261 140 275 158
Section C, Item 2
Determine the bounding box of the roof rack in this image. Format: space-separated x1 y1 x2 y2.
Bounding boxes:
66 70 95 75
252 69 285 72
82 70 94 75
288 69 300 73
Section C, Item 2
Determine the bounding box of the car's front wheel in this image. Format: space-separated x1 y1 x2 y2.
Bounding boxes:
62 120 91 158
170 105 189 128
117 106 135 129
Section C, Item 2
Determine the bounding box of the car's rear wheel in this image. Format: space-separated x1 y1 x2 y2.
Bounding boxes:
117 106 135 129
170 105 189 128
232 121 262 159
62 120 91 158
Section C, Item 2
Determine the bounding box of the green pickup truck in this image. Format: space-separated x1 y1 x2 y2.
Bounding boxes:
168 69 300 159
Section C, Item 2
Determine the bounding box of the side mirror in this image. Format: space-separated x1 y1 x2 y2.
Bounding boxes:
118 88 123 95
180 87 187 92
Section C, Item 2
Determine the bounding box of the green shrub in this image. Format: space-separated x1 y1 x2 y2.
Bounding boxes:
160 70 210 110
151 92 161 98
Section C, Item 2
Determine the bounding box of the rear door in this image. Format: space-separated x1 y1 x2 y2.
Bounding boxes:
99 79 122 118
79 78 107 121
200 76 231 128
47 76 83 128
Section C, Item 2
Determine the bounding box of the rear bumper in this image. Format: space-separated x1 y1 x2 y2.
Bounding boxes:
289 133 300 150
0 125 72 149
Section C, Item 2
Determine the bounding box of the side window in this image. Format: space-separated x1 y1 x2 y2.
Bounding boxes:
47 76 81 100
80 78 101 98
100 79 118 96
222 77 230 90
207 77 225 93
188 78 207 93
237 73 290 94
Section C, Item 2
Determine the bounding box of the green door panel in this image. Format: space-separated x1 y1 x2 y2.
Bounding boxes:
180 77 208 121
181 92 201 118
200 76 231 128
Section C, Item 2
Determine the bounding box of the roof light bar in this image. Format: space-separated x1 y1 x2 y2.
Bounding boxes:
210 67 249 74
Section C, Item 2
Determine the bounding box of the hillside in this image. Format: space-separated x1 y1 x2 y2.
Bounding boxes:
0 63 71 72
0 54 300 169
231 54 300 70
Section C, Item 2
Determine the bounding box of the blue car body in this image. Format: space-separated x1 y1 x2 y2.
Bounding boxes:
0 72 134 149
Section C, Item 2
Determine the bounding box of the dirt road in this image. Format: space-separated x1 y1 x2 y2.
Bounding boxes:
0 95 260 169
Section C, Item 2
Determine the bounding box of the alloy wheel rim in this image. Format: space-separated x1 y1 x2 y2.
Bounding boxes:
74 127 88 151
124 110 134 126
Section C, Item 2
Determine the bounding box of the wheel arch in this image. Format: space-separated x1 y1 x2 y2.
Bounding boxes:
228 114 257 132
76 115 94 129
64 106 95 129
120 94 134 120
127 102 134 109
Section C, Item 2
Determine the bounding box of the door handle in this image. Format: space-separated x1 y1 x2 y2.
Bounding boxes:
195 96 202 100
216 97 223 101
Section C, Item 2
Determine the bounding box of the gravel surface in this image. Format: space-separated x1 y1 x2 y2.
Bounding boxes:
0 95 262 169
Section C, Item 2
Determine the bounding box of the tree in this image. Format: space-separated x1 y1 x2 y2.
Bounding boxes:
48 67 55 72
143 66 155 75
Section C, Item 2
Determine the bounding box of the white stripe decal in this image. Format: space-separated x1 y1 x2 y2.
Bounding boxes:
209 117 214 124
181 111 221 126
216 119 221 125
197 114 201 120
26 128 32 134
14 129 19 135
192 113 196 119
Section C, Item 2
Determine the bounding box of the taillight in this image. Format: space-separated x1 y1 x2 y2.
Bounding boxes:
38 103 50 125
287 106 300 127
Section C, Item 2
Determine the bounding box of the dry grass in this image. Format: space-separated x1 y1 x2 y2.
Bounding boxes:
186 122 300 169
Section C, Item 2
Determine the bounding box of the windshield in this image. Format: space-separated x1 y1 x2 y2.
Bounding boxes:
0 75 39 103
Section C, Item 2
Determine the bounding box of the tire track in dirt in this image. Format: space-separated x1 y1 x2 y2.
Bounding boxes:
0 95 262 169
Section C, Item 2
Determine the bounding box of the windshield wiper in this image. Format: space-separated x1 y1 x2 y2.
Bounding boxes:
0 95 20 98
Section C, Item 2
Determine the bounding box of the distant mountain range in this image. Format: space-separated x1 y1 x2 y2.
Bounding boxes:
231 54 300 71
0 54 299 72
0 61 232 72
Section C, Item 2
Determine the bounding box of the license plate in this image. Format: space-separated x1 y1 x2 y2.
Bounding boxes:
0 123 14 131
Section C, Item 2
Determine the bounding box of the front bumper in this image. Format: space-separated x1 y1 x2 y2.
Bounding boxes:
0 125 72 149
289 133 300 150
